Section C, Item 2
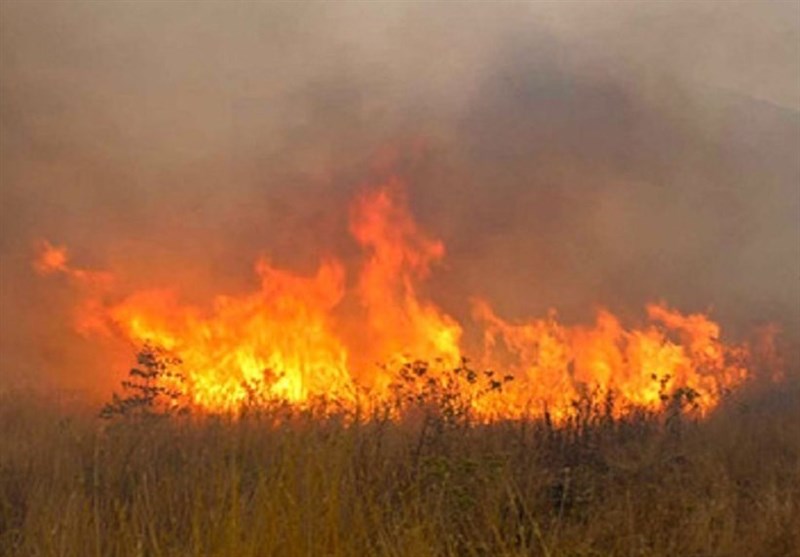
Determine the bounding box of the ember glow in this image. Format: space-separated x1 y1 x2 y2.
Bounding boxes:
35 178 768 419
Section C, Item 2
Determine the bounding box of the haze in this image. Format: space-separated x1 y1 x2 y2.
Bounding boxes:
1 1 798 395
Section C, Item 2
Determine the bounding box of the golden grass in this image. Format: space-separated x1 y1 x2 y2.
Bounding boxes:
1 382 798 557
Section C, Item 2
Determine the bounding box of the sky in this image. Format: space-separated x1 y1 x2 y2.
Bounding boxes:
1 1 798 394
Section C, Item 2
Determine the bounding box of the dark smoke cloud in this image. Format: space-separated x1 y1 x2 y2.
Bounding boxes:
1 1 798 394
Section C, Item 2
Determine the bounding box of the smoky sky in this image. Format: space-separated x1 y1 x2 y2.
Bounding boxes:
1 1 799 394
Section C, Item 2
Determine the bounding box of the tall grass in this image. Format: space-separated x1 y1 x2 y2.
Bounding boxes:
1 381 798 557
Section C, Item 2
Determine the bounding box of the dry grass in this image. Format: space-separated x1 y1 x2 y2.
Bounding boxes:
1 381 798 557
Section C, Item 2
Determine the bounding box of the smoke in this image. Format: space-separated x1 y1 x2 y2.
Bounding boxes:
1 1 798 394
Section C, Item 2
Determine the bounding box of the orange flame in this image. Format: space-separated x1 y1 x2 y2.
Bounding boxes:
472 301 750 419
350 179 462 378
107 259 351 409
34 241 70 275
35 178 777 419
34 241 114 287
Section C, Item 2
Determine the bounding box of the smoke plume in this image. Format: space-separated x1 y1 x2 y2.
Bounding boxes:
1 1 798 396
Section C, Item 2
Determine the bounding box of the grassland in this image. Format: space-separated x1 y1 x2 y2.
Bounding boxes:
1 380 798 557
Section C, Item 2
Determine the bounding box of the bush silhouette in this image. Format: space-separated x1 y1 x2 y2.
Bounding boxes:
100 343 187 419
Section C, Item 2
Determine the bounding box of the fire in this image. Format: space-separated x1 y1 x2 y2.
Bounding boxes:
107 259 352 409
472 301 750 419
35 177 774 420
350 178 462 382
34 241 69 274
34 240 113 287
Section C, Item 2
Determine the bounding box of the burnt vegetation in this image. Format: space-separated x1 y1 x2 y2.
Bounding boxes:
1 347 798 556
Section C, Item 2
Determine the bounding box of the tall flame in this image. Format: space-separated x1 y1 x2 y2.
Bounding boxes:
350 178 462 377
35 177 775 419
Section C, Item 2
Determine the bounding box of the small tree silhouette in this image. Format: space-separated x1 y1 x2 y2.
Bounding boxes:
100 343 187 419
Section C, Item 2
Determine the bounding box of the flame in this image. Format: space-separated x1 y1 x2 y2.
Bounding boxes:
472 301 750 419
34 241 70 274
34 241 113 287
35 178 776 419
350 179 462 383
106 259 352 410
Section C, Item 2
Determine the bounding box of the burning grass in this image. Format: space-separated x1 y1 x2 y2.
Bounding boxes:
1 375 798 557
20 177 796 555
35 179 769 420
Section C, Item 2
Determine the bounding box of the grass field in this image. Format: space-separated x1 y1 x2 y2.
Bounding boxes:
1 380 798 557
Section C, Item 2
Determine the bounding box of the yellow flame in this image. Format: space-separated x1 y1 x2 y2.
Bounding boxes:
36 177 773 419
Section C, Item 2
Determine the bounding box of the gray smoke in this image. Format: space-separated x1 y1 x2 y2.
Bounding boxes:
1 1 798 395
